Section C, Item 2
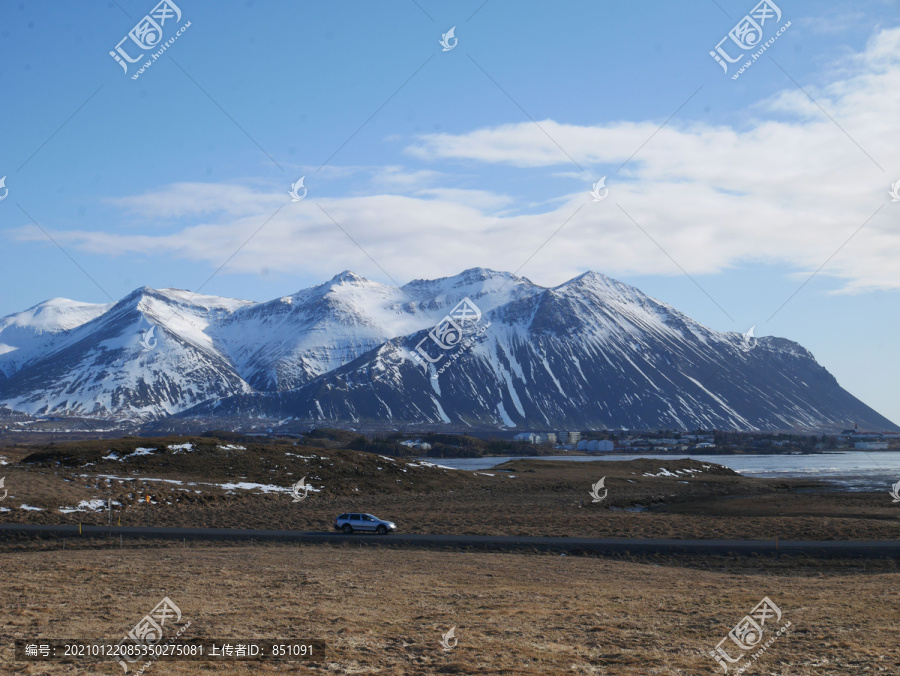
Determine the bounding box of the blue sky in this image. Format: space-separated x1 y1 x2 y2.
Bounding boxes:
1 0 899 423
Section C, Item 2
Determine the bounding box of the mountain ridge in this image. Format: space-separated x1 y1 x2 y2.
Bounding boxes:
0 269 895 432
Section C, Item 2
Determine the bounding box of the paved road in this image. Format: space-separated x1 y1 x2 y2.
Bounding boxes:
2 523 898 557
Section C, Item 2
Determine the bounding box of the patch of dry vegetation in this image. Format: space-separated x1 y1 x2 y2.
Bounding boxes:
0 544 898 674
1 439 898 541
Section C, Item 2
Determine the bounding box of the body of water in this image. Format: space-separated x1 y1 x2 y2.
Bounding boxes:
418 451 900 492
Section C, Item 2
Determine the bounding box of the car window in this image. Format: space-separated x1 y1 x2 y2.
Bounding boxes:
363 515 375 521
338 514 347 520
350 514 360 521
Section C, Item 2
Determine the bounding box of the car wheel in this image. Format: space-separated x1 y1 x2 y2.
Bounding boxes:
342 524 353 534
376 525 388 535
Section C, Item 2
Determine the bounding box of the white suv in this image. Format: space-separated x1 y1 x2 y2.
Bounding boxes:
334 513 397 535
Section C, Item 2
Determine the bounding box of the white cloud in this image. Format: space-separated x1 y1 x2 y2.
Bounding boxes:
370 166 443 191
12 28 900 294
105 182 282 220
796 12 869 35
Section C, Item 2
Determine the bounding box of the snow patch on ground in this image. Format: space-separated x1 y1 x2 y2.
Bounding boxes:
106 447 157 461
642 467 705 478
408 460 455 470
87 474 185 485
60 499 120 513
213 481 323 494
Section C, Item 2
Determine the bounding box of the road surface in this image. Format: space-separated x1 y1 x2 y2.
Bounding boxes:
1 523 898 557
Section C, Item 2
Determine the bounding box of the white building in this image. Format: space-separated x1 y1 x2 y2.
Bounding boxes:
855 441 888 450
400 439 432 451
562 431 581 445
514 432 558 444
576 440 614 452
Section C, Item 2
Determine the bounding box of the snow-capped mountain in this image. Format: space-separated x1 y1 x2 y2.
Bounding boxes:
0 287 253 420
210 268 538 391
0 269 896 432
0 297 113 377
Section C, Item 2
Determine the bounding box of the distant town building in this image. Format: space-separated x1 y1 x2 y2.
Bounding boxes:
513 432 558 445
400 439 432 451
576 440 614 452
841 423 887 441
840 423 860 436
855 441 888 450
563 431 581 445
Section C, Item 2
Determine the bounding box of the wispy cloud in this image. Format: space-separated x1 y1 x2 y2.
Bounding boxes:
11 28 900 294
796 12 870 35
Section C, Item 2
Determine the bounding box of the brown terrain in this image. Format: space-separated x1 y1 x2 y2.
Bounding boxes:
1 544 899 675
1 437 898 675
0 437 898 540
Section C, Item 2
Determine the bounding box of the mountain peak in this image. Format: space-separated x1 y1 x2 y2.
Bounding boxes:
556 270 645 302
330 270 367 285
569 270 606 283
0 297 112 332
457 267 509 281
560 270 621 288
404 267 523 292
112 286 158 309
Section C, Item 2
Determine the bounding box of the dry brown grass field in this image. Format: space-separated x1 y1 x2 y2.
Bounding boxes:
1 543 899 675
